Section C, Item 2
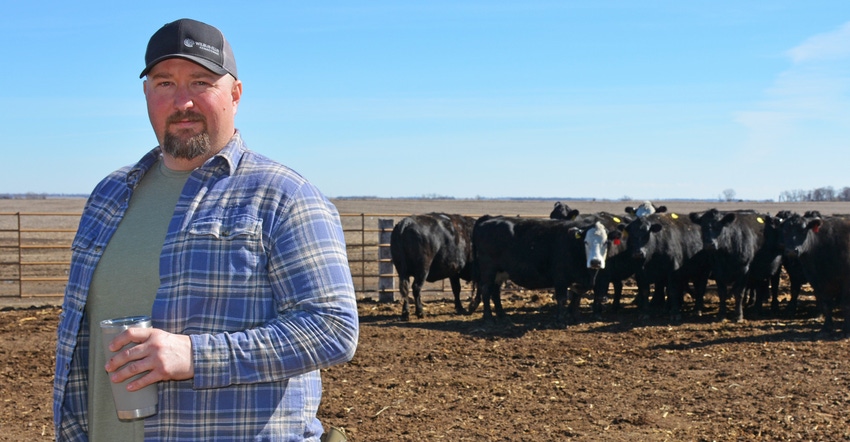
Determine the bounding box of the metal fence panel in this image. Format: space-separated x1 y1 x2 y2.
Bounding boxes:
0 212 470 301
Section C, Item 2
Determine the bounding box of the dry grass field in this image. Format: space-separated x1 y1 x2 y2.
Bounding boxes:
2 198 850 441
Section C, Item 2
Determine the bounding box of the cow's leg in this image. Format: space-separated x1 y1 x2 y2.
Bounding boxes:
479 281 495 320
491 286 506 319
567 288 583 325
818 292 834 335
716 282 729 321
786 278 802 319
412 273 426 319
770 270 781 314
692 274 708 317
592 277 609 320
449 276 465 315
667 275 684 324
467 288 481 314
399 276 411 321
732 279 746 323
634 277 652 320
612 280 623 312
553 286 570 327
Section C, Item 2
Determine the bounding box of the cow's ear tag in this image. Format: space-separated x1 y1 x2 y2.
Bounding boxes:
757 217 764 224
670 213 679 219
813 224 820 233
613 238 621 246
612 216 621 223
575 231 582 239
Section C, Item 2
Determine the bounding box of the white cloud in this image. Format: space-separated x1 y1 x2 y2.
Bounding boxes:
787 21 850 64
738 22 850 142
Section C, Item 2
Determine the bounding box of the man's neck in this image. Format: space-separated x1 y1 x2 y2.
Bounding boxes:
161 154 210 171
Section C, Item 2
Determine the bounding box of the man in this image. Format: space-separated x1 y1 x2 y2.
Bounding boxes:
53 18 359 441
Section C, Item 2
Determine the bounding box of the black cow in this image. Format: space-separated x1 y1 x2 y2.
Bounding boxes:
621 212 710 322
390 213 476 320
748 214 785 315
781 213 850 335
550 201 579 220
758 211 808 317
689 209 779 322
470 215 621 325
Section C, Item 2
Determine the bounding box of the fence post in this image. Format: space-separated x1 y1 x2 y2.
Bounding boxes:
377 218 395 302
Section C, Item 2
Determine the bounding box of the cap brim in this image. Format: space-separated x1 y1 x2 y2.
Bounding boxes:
139 54 229 78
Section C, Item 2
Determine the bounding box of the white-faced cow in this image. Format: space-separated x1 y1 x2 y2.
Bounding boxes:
781 213 850 336
548 207 633 317
625 201 667 218
470 215 621 326
390 213 476 320
689 209 779 323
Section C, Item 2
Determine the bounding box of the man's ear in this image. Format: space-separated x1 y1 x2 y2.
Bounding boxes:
231 79 243 114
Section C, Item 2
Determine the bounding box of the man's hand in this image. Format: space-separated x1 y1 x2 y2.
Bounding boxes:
104 327 194 391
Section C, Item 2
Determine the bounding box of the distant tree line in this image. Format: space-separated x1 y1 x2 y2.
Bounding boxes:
0 193 47 200
778 186 850 202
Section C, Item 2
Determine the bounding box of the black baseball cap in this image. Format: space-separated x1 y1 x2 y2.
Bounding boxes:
140 18 237 79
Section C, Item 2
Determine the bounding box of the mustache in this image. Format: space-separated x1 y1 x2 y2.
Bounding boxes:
166 111 206 125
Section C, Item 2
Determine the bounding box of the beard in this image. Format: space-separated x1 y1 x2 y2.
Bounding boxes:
161 111 212 160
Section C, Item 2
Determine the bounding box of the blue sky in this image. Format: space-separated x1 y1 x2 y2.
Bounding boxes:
2 2 849 201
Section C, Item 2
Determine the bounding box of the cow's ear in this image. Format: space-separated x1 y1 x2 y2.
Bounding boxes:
655 205 668 213
650 224 663 233
688 212 701 223
609 230 623 245
721 213 737 225
808 219 823 233
568 226 583 239
567 209 580 220
625 206 636 215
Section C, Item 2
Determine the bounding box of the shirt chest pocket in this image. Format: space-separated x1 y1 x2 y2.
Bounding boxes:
189 213 262 240
183 213 265 282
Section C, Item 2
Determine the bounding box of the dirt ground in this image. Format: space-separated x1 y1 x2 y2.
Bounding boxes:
3 199 850 441
3 283 850 441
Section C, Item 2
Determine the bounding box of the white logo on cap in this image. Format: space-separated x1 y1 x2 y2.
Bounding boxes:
183 38 195 48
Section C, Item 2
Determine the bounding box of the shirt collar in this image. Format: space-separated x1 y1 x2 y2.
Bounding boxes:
126 130 246 187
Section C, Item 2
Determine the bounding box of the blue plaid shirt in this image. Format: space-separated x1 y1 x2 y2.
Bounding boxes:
54 132 359 441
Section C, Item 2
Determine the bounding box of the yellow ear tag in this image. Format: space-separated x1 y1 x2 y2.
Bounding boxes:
612 216 621 223
757 217 764 224
671 213 679 219
575 231 582 239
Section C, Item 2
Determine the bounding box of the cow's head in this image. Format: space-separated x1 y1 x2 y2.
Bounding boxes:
625 201 668 218
622 217 662 261
762 214 787 254
570 221 622 270
689 208 736 251
781 214 822 259
550 201 579 220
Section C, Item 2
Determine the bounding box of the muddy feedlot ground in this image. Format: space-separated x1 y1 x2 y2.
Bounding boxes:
2 198 850 441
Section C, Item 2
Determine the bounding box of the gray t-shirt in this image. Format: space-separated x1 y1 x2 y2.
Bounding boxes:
86 160 190 441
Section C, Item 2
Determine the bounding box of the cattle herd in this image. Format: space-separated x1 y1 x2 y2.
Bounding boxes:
389 201 850 336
